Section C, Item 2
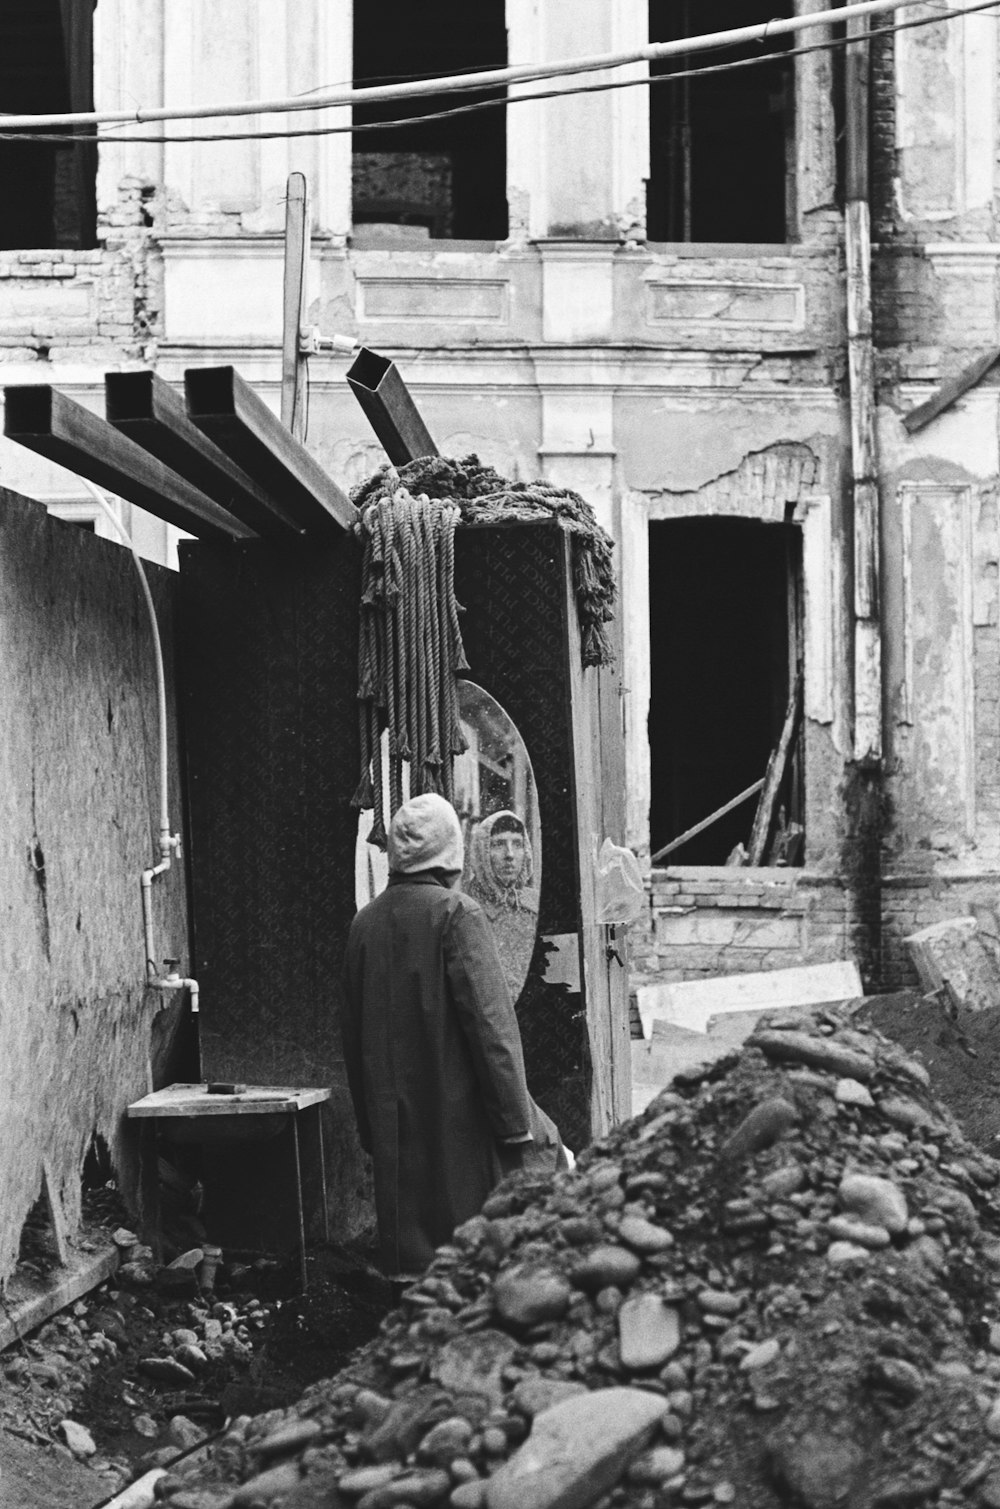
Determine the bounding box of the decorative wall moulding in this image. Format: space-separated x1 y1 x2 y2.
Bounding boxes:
646 280 804 329
356 277 509 323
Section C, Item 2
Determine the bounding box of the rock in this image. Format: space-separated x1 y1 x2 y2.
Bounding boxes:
626 1445 686 1485
740 1339 780 1372
485 1388 667 1509
696 1290 743 1317
510 1378 589 1417
451 1483 488 1509
569 1245 642 1293
365 1387 458 1464
768 1428 866 1509
57 1419 96 1457
753 1030 874 1081
175 1343 208 1371
132 1413 160 1438
339 1464 404 1497
169 1415 208 1450
432 1331 517 1404
760 1164 805 1199
616 1215 673 1254
118 1261 155 1288
112 1226 139 1249
559 1216 603 1246
838 1173 909 1234
826 1216 891 1249
169 1247 206 1270
618 1294 681 1370
417 1416 474 1465
254 1419 322 1459
719 1098 798 1165
826 1241 871 1264
492 1269 571 1330
835 1078 875 1108
139 1355 197 1386
870 1357 924 1401
227 1460 302 1505
878 1096 936 1133
356 1468 452 1507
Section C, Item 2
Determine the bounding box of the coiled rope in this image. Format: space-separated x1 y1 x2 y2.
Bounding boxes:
352 487 468 849
352 454 617 669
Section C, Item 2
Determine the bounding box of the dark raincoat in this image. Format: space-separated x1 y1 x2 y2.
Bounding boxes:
341 870 534 1276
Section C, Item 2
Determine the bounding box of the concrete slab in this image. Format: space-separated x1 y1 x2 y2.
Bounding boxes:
0 1242 118 1354
635 959 862 1037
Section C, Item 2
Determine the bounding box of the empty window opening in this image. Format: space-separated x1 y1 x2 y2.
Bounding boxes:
0 0 97 250
353 0 507 242
649 517 803 865
647 0 795 244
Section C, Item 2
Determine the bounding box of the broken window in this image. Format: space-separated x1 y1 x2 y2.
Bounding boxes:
648 517 803 865
0 0 97 250
647 0 794 244
352 0 507 242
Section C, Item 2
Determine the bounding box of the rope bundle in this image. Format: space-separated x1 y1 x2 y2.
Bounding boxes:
352 487 469 849
352 455 618 668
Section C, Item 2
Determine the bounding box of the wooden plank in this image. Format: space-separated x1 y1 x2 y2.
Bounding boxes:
747 671 803 865
903 348 1000 435
347 347 439 466
0 1244 118 1353
40 1162 69 1268
652 778 765 865
185 366 356 535
106 371 299 537
636 959 863 1037
281 171 309 439
3 385 255 542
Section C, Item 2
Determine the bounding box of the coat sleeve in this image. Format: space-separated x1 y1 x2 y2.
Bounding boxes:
444 898 533 1142
340 928 373 1154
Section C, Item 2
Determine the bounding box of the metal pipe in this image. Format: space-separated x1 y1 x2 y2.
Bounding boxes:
346 348 439 466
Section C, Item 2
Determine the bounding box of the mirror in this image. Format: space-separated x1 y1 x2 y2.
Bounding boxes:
355 681 542 1005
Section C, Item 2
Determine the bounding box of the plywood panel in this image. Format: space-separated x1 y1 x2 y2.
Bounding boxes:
0 488 189 1286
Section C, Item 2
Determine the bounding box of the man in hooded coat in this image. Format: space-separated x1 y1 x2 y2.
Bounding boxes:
341 792 537 1277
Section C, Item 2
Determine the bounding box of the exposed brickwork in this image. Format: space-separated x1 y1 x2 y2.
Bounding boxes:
870 21 897 245
881 876 1000 992
629 869 851 989
0 179 159 364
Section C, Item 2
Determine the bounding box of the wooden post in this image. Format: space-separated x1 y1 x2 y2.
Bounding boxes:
281 172 310 440
845 16 882 764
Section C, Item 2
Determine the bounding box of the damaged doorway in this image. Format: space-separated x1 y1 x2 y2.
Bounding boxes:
649 517 803 864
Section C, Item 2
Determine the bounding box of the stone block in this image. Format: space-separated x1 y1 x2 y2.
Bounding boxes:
903 916 1000 1012
635 959 862 1037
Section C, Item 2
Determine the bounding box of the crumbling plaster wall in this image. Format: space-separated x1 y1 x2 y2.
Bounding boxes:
0 489 188 1289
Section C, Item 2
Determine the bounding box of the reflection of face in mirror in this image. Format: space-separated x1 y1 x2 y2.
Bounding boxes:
465 809 539 1003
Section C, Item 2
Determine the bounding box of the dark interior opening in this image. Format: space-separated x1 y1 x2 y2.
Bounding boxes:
649 517 802 864
0 0 97 250
647 0 795 244
353 0 507 241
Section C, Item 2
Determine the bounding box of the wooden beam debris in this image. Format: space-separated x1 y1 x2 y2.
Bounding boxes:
105 370 300 538
347 347 439 467
747 670 804 866
902 347 1000 435
184 366 357 535
3 385 255 543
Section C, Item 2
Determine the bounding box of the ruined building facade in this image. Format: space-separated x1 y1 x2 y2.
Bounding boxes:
0 0 997 993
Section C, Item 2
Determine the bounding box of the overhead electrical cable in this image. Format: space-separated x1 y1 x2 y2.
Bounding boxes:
0 0 955 132
2 0 996 148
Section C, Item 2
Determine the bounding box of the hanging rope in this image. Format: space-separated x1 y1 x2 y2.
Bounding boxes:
352 487 468 849
351 454 618 668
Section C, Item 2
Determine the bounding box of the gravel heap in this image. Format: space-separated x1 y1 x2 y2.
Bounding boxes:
161 1008 1000 1509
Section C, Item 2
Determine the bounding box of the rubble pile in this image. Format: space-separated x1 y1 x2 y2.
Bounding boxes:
161 1010 1000 1508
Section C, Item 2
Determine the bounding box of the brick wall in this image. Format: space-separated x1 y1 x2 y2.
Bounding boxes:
882 876 1000 992
0 179 158 365
630 868 852 988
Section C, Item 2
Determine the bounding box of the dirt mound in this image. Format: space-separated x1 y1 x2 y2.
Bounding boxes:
163 1009 1000 1508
